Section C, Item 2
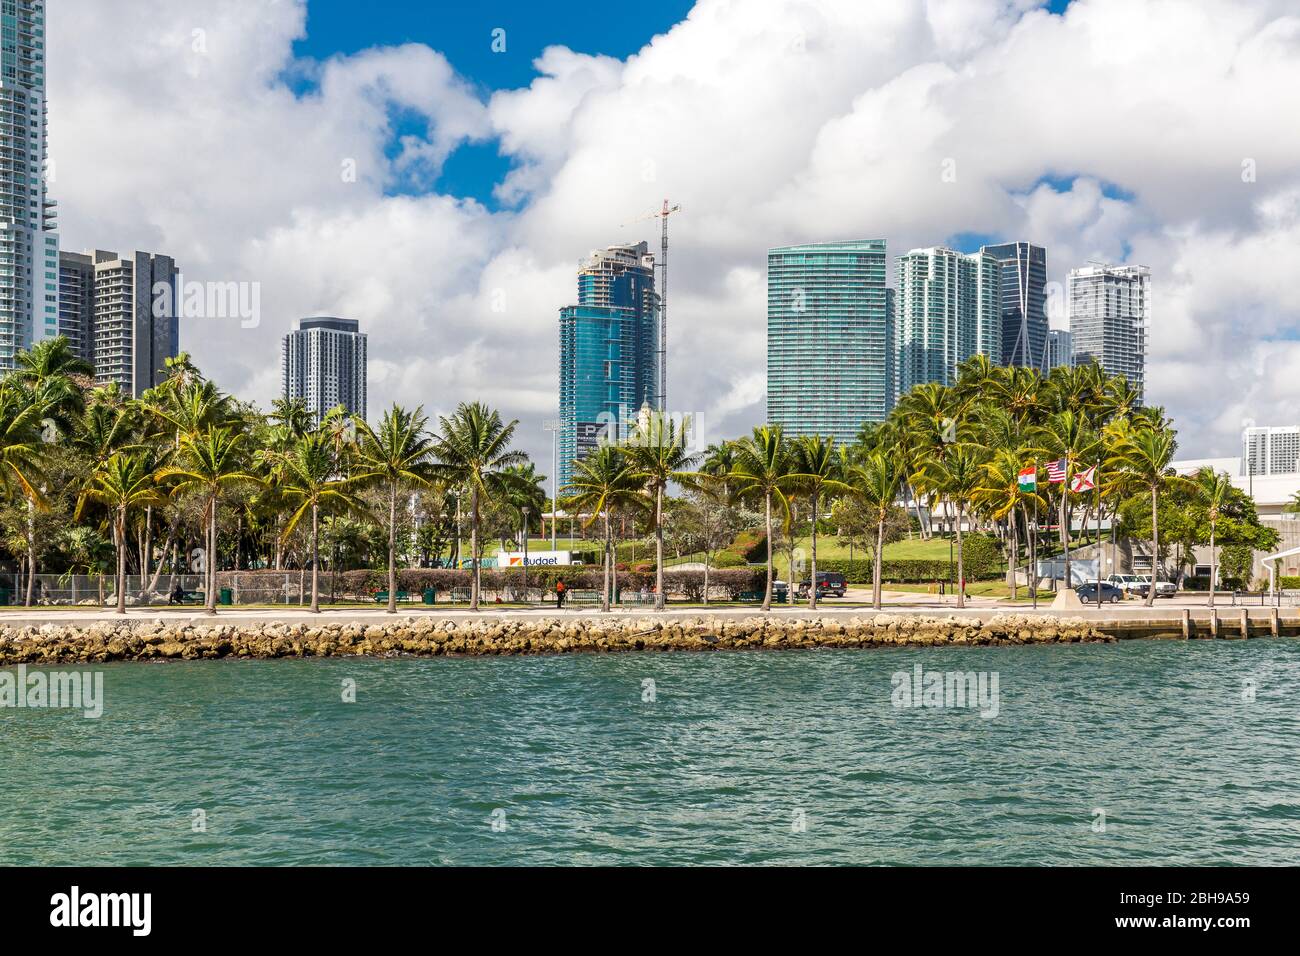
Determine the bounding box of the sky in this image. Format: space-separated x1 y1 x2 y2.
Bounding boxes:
47 0 1300 470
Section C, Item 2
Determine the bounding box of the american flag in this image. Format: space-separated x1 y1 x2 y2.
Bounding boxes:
1047 458 1067 484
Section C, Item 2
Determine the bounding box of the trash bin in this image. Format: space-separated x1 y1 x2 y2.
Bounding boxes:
422 587 436 605
219 587 233 606
0 586 9 606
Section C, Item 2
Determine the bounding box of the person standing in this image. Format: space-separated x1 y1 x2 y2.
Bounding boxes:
556 578 567 609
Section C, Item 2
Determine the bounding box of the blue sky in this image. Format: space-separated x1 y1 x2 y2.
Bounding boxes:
294 0 696 205
292 0 1075 208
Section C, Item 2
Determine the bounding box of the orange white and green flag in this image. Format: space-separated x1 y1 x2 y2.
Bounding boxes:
1018 466 1037 492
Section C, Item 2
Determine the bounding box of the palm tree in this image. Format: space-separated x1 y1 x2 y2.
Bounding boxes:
790 435 848 608
158 427 259 613
351 405 436 613
845 451 902 609
1036 409 1101 587
431 402 526 611
918 445 987 608
563 445 642 611
278 433 362 613
1193 467 1234 607
75 452 166 614
727 425 801 611
618 412 700 611
1113 426 1181 607
973 449 1044 600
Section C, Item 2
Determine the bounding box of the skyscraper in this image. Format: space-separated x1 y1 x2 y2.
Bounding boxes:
56 249 178 396
0 0 59 368
282 317 368 423
766 240 892 442
557 242 659 488
1067 263 1150 402
1046 328 1073 370
57 251 94 363
1241 426 1300 477
982 241 1048 372
895 247 1001 395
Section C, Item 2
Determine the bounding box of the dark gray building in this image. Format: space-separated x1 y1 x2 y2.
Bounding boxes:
982 241 1049 373
58 249 179 396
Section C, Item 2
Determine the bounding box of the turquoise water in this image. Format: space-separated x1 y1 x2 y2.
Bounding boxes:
3 640 1299 865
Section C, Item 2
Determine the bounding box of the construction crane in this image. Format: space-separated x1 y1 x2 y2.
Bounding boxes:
622 199 681 413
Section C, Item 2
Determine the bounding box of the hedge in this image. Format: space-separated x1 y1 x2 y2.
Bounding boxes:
210 567 765 601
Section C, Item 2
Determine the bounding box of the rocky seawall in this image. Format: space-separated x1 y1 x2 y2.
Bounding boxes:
0 614 1111 664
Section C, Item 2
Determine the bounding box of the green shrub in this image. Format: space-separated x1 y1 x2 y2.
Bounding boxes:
1281 576 1300 590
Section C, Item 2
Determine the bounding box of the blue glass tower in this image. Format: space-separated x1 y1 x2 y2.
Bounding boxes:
558 242 659 488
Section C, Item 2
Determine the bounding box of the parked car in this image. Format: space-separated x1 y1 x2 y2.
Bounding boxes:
1134 575 1177 598
1076 582 1125 604
1105 573 1147 595
796 571 847 599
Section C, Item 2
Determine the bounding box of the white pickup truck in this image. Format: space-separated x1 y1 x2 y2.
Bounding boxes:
1106 573 1177 598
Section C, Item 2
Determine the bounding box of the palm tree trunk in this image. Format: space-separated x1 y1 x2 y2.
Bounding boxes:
25 497 35 607
763 490 774 612
1009 511 1020 600
145 513 179 597
1208 522 1216 609
387 482 398 614
809 489 819 610
310 501 321 613
956 505 966 609
654 484 665 610
206 500 218 614
115 511 127 614
602 509 612 613
141 505 154 602
470 487 481 611
873 515 884 610
1146 485 1158 608
702 504 711 607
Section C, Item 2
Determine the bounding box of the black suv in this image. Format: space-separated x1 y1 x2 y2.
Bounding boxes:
797 571 847 599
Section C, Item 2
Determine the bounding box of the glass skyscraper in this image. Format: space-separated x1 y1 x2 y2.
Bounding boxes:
558 241 659 488
895 246 1001 395
1067 263 1150 403
0 0 58 368
982 241 1048 373
766 240 892 442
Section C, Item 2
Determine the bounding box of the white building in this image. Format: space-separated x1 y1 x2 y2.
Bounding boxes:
282 317 368 423
1241 425 1300 478
1068 264 1150 402
0 0 60 368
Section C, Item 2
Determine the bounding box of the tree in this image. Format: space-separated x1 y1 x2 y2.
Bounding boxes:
1113 426 1182 606
75 453 166 614
618 413 700 611
789 435 848 608
1192 467 1234 606
726 425 801 611
278 433 362 613
1036 409 1101 587
973 449 1044 600
351 405 436 613
431 402 526 611
562 445 642 611
917 445 986 608
158 427 260 613
844 451 904 609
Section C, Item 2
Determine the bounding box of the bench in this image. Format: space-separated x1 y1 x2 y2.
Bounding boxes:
374 590 411 603
168 590 204 605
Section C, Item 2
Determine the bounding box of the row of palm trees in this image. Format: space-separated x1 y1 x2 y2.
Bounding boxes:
0 339 548 614
559 359 1209 613
0 336 1242 616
